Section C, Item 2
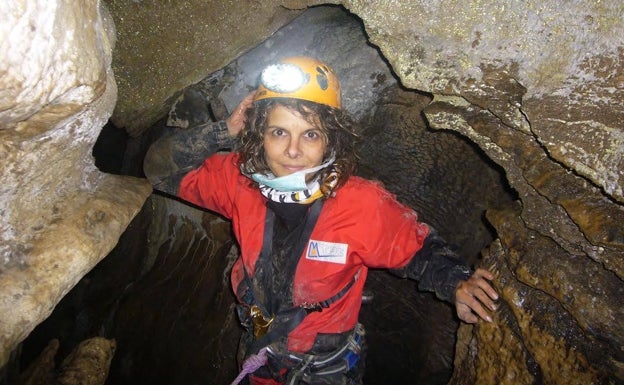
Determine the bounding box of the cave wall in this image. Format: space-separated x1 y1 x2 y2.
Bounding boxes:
103 0 303 136
1 0 623 384
0 0 152 369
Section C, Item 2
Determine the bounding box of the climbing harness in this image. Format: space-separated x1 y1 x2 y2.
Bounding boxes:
244 267 360 343
231 324 365 385
268 323 365 385
230 197 362 385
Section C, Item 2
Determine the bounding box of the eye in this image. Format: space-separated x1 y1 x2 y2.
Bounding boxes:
304 130 322 140
269 128 286 137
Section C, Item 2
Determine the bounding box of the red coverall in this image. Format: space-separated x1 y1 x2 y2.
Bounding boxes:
179 151 430 354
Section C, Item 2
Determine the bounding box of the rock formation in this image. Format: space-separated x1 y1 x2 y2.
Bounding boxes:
0 0 151 370
104 0 302 136
1 1 622 385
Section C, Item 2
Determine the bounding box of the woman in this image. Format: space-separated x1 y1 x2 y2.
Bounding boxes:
144 56 498 385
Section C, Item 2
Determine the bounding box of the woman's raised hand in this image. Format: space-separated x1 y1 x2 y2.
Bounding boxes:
225 91 256 138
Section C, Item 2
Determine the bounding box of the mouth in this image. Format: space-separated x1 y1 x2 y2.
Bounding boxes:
281 165 306 173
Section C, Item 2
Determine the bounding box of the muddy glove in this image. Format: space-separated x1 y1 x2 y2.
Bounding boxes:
390 226 472 302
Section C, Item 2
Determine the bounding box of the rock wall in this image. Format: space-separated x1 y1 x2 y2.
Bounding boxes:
103 0 303 136
0 0 151 368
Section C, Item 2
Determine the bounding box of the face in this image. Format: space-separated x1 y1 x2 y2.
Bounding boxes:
263 104 327 178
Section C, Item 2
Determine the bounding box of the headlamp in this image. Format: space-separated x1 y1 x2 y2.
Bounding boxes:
254 57 341 109
260 63 308 94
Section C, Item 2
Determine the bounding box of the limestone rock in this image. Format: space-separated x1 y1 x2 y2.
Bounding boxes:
16 337 115 385
0 0 151 367
0 1 110 135
332 1 624 203
104 195 240 385
56 337 116 385
426 95 623 383
103 0 303 136
17 339 59 385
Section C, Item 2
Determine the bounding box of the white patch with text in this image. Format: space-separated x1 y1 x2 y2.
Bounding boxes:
306 240 348 264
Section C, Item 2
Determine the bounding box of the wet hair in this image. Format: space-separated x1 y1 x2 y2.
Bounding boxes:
238 98 359 190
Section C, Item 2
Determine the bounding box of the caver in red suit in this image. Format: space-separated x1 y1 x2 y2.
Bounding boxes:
145 119 472 385
144 56 478 385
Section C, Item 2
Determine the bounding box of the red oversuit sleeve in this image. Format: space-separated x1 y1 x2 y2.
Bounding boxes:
178 152 241 219
343 179 430 269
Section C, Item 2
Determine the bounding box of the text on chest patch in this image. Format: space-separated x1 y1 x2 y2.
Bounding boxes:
306 239 348 264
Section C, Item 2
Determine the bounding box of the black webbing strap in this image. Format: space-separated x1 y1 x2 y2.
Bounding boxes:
247 198 325 354
245 198 361 356
301 269 360 313
248 271 359 355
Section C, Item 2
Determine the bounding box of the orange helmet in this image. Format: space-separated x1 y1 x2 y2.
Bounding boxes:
254 56 341 109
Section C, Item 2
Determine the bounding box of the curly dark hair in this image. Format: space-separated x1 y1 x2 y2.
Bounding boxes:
238 98 359 190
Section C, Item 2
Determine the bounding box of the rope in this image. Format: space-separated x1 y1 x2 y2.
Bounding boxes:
229 347 268 385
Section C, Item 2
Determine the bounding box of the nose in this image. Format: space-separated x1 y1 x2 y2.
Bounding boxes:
285 137 302 158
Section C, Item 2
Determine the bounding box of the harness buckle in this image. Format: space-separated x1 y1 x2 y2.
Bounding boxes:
249 305 275 339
